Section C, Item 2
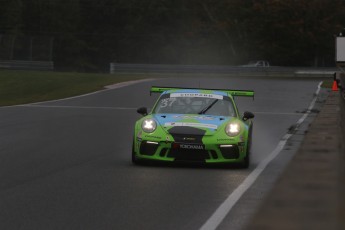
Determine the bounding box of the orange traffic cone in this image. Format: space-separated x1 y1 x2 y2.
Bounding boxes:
332 80 338 91
332 73 338 91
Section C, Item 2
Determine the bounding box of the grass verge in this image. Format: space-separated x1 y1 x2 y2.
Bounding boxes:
321 80 333 88
0 70 149 106
0 70 333 106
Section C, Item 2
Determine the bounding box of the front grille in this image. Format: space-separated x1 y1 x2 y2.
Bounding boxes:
139 141 159 156
220 145 239 159
168 148 210 162
210 150 218 159
159 148 168 157
168 126 206 145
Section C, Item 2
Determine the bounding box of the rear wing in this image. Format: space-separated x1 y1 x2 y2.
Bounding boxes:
150 86 254 99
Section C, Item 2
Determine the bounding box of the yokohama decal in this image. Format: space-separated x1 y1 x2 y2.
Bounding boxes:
179 144 204 150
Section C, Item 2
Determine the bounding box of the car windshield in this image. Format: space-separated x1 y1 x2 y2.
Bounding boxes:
153 93 236 116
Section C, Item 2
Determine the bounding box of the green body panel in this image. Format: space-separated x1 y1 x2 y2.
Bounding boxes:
133 87 254 165
133 115 252 164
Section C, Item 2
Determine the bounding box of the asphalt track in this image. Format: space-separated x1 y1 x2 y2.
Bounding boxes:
0 76 323 230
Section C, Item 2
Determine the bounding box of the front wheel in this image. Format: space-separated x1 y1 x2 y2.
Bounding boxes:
240 126 252 169
132 138 138 164
240 152 250 169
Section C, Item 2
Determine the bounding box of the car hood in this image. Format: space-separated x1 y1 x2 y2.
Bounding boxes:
153 114 231 136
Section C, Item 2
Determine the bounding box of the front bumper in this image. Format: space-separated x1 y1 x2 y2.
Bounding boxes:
134 138 247 163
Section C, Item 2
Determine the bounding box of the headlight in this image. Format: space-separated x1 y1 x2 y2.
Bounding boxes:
225 122 241 137
142 119 157 133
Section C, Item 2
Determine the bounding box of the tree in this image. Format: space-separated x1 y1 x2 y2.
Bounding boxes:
0 0 23 59
2 0 345 70
240 0 345 66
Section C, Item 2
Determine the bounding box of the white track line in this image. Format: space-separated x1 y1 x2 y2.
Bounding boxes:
14 105 306 116
253 111 301 116
15 105 310 115
199 81 323 230
18 105 137 110
29 78 155 105
0 78 155 109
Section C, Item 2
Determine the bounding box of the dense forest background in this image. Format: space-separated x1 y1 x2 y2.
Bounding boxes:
0 0 345 72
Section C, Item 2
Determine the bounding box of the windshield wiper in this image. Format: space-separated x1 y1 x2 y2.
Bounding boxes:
198 99 218 114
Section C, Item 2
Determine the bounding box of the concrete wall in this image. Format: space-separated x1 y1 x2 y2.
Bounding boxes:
339 73 345 229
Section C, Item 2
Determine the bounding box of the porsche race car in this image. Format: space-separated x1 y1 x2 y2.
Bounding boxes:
132 86 254 168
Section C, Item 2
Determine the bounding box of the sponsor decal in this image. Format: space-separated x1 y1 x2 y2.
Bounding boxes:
183 137 196 141
170 93 223 100
217 138 232 142
179 144 204 150
144 135 162 140
164 122 217 129
173 115 215 120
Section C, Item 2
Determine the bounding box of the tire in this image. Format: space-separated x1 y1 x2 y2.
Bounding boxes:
240 125 252 169
132 138 138 164
241 151 250 169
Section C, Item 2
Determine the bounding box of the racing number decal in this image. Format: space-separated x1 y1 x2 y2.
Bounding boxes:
160 98 176 108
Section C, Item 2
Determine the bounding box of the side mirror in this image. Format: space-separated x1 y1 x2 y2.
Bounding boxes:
137 107 148 116
243 111 255 121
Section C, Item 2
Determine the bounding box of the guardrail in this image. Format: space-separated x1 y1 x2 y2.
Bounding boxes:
339 73 345 229
340 73 345 229
339 72 345 152
0 60 54 71
110 63 336 77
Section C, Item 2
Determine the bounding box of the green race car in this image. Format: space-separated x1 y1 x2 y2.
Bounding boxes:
132 86 255 168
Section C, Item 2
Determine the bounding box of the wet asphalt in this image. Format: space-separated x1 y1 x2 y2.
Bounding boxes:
0 76 323 230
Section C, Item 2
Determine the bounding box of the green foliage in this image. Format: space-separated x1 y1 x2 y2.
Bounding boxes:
0 0 345 70
0 0 23 34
